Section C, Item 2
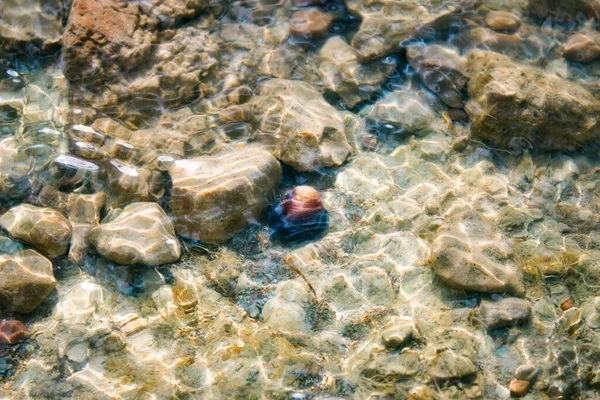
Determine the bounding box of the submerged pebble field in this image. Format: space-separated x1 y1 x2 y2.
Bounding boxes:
2 0 600 398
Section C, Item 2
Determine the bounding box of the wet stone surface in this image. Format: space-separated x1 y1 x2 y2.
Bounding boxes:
2 0 600 398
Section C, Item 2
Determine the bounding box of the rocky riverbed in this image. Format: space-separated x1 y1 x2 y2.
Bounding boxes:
1 0 600 398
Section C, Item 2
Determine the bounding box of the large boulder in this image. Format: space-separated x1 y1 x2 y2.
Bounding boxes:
170 147 282 244
251 79 352 172
0 250 57 313
465 50 600 151
0 205 72 259
90 202 181 265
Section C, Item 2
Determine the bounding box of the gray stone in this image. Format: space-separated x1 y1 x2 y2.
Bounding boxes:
480 298 531 329
429 350 477 381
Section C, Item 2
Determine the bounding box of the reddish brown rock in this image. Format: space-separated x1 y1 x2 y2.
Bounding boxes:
289 9 334 38
0 320 29 345
509 379 530 397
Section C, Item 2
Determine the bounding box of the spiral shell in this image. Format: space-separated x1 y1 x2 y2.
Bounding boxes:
269 186 329 243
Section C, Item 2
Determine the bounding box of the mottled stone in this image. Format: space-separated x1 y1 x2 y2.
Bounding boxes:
0 250 57 313
407 45 468 108
466 50 600 151
0 205 71 258
146 0 210 28
484 10 521 33
362 351 420 379
289 9 334 38
346 0 478 62
170 147 281 243
90 203 180 265
62 0 155 82
432 235 524 295
0 320 29 344
318 36 396 108
68 193 106 264
563 32 600 63
429 350 477 381
252 79 352 172
480 298 531 329
0 0 64 55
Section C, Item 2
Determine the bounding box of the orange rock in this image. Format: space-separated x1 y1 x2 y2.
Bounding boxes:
509 379 530 398
289 9 334 38
0 320 29 345
560 297 574 311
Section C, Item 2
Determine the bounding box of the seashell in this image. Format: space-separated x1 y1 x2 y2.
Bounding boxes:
268 186 329 243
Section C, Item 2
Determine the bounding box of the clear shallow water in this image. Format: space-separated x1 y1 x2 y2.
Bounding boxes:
2 0 600 399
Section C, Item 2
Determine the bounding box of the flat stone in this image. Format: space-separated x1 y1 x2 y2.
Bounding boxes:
252 79 352 172
170 147 281 243
465 50 600 151
0 320 29 344
480 298 531 329
0 204 72 258
429 350 477 381
318 36 396 108
432 235 524 296
407 45 468 108
90 202 181 265
0 250 57 313
289 9 333 38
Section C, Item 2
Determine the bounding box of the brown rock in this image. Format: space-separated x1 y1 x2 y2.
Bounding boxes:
0 320 29 344
485 11 521 33
0 250 57 313
407 45 468 108
289 9 334 38
560 297 574 311
563 32 600 63
509 379 530 397
529 0 600 22
0 204 71 258
62 0 155 82
466 50 600 151
90 202 181 266
170 147 282 244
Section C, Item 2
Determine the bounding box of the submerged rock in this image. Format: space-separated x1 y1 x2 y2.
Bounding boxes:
484 10 521 33
318 36 396 108
289 9 333 38
529 0 600 22
0 137 32 200
0 320 29 344
0 204 72 259
563 32 600 63
252 79 352 172
407 45 469 108
170 147 282 244
68 193 106 264
466 50 600 151
480 297 531 329
90 203 180 265
0 250 56 313
269 186 329 243
431 235 524 295
429 350 477 381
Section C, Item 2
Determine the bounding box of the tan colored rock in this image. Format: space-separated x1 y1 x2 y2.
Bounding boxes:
0 0 64 55
484 10 521 33
318 36 396 108
431 235 524 296
170 147 282 243
480 298 531 329
563 32 600 63
0 250 57 313
429 350 477 381
346 0 478 62
465 50 600 151
289 9 334 38
252 79 352 171
0 205 71 258
68 193 106 264
407 45 468 108
90 202 180 265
